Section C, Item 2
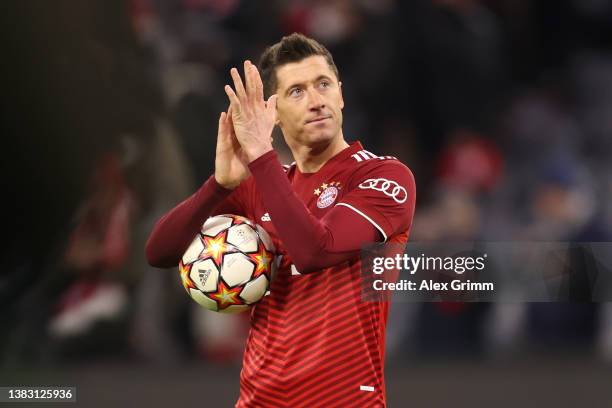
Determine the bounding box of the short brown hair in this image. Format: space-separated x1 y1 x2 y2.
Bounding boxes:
258 33 339 98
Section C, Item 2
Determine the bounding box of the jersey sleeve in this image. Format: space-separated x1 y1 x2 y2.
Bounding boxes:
211 180 249 217
145 176 249 268
336 161 416 241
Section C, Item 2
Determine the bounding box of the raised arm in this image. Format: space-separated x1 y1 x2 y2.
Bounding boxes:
248 153 415 273
145 107 250 268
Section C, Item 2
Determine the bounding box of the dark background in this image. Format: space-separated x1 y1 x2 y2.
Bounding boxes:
2 0 612 406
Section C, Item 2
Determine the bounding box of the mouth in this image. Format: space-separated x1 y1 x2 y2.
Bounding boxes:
306 115 331 124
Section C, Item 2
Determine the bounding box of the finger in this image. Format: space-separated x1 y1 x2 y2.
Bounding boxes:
217 112 229 147
226 107 235 132
230 67 247 102
225 105 232 122
244 60 256 102
224 85 241 114
218 111 226 134
252 64 265 103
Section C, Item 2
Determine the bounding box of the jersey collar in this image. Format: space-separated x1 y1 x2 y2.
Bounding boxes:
294 140 364 176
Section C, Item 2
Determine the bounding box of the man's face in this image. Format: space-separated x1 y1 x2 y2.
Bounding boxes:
274 55 344 147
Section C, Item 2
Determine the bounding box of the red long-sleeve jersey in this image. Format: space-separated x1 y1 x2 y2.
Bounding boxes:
146 141 416 407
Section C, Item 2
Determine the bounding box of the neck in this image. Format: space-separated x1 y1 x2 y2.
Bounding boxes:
289 132 349 173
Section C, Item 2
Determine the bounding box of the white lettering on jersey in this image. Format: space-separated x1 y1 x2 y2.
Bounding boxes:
351 150 397 163
261 212 271 222
358 178 408 203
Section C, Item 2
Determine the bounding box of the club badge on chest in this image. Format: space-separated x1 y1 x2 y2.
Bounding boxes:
314 181 343 209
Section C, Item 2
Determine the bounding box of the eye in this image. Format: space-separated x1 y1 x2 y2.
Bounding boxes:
289 87 303 97
319 80 331 89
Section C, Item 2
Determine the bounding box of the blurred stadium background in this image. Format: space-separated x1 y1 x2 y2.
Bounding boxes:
2 0 612 406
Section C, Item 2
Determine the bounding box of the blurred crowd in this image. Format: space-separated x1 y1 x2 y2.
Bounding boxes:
2 0 612 368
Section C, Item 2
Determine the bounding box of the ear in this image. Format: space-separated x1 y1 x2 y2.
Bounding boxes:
339 81 344 110
274 97 283 127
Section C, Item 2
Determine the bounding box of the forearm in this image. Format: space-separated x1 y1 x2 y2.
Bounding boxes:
145 176 232 268
248 151 378 273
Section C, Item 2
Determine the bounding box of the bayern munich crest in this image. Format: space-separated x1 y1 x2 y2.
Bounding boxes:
315 181 342 209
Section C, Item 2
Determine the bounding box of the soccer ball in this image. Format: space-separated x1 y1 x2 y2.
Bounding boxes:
179 214 276 313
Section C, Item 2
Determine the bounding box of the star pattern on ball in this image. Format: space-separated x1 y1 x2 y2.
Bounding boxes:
180 214 275 313
248 241 273 279
209 278 244 310
200 231 233 268
179 261 197 291
230 215 252 227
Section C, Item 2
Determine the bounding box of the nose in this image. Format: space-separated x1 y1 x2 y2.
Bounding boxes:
307 87 325 110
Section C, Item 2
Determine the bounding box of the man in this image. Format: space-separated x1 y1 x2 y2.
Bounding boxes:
146 33 416 407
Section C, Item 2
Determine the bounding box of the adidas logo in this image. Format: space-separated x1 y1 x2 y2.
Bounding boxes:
198 268 211 285
261 212 271 222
